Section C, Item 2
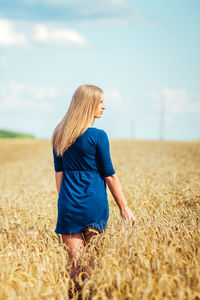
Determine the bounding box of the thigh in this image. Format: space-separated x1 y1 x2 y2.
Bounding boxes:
82 225 102 245
62 232 85 260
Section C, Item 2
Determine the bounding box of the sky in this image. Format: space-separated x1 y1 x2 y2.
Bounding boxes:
0 0 199 141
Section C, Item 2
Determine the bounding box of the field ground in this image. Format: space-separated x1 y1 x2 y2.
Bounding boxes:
0 138 199 300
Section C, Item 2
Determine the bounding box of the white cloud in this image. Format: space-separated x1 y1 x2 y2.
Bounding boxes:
21 0 131 25
162 88 189 113
0 1 159 28
34 24 88 46
0 81 58 111
150 87 200 113
105 89 123 108
0 18 88 48
0 18 29 48
149 87 200 123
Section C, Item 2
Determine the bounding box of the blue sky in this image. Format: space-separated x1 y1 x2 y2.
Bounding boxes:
0 0 199 141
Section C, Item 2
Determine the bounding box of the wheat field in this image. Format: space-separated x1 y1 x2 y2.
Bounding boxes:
0 138 199 300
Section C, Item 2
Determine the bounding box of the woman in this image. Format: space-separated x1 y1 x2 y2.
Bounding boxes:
51 84 137 290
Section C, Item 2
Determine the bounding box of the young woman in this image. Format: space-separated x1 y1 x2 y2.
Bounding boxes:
51 84 137 290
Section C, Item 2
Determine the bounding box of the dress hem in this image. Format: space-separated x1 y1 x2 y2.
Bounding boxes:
55 221 107 235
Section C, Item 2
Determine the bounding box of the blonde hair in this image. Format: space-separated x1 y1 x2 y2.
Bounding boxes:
51 84 103 156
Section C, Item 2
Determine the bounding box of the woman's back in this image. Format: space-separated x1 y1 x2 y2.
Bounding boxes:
53 127 115 234
53 127 115 178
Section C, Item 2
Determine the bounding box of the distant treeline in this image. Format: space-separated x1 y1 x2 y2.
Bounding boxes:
0 129 35 139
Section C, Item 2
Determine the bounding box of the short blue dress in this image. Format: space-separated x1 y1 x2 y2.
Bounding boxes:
53 127 115 234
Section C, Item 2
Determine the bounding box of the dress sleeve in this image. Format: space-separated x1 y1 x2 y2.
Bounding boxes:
53 147 63 172
96 130 116 178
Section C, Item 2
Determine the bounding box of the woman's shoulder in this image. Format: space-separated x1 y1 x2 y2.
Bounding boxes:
87 127 110 145
87 127 107 137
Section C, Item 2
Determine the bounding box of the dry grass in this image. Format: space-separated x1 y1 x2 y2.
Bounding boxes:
0 138 199 300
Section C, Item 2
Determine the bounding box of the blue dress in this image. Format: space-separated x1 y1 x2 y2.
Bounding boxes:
53 127 115 234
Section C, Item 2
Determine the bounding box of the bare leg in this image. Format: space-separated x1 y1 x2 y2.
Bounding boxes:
62 232 85 286
82 226 103 278
62 227 103 285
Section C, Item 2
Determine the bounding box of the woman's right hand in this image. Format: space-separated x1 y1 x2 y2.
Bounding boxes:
120 207 137 225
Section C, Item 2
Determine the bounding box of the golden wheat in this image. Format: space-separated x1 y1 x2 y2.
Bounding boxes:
0 138 199 300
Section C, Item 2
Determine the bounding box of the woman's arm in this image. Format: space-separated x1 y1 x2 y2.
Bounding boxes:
105 173 137 225
55 171 63 195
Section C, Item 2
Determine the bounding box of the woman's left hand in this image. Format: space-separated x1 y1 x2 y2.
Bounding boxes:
120 207 137 225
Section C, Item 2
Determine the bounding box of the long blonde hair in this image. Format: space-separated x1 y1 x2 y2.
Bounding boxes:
51 84 103 156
